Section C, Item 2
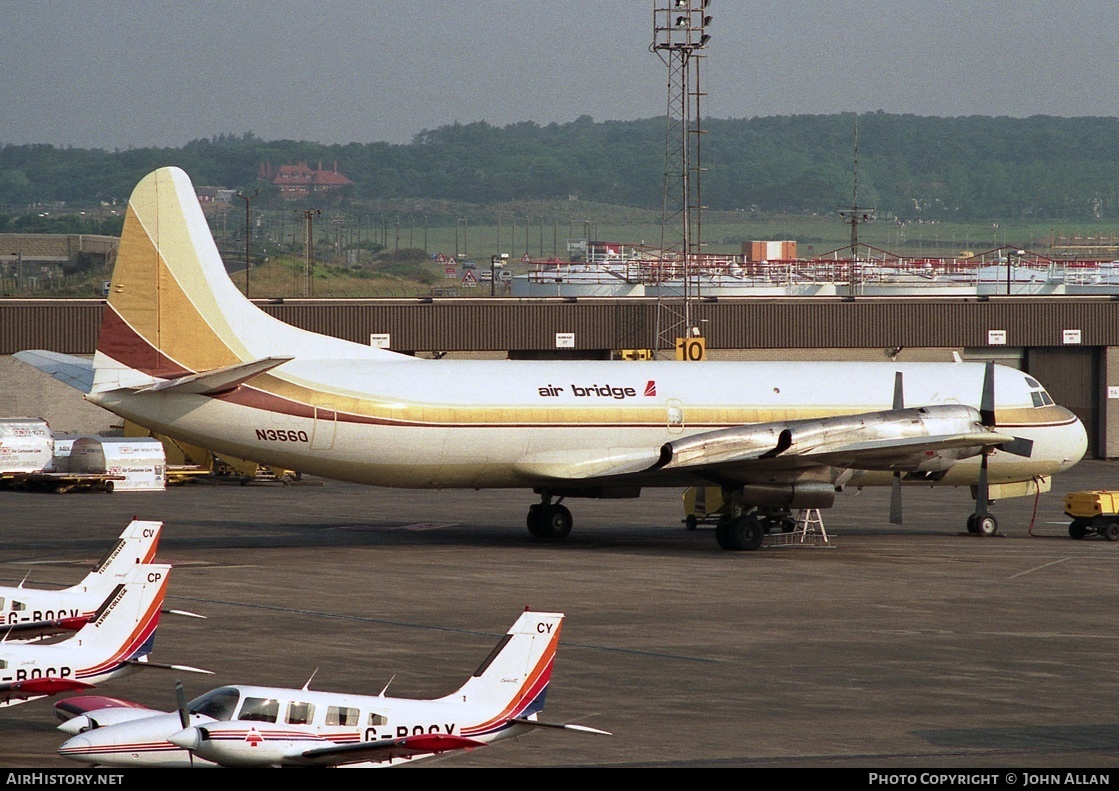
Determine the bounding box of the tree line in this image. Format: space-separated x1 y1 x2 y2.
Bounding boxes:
1 112 1118 222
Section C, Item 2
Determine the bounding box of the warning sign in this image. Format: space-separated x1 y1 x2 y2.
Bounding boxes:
461 269 478 288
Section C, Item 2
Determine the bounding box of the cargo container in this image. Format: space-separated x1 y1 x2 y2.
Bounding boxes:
0 418 53 474
68 436 166 492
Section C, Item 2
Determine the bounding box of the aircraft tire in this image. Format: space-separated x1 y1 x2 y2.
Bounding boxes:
715 515 764 551
528 504 572 540
966 513 980 534
975 515 998 537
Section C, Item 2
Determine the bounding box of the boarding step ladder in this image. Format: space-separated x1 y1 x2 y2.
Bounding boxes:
765 508 832 548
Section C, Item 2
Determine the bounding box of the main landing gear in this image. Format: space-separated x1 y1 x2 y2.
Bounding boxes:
526 494 573 540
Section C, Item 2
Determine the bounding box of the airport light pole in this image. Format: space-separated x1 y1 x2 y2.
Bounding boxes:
237 188 259 298
491 253 508 296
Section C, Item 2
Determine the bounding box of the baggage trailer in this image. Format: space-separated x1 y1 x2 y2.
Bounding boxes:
1063 490 1119 541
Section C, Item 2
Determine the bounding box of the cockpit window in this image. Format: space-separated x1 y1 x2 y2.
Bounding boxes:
1040 391 1054 406
239 697 280 723
189 687 240 720
1031 391 1044 407
1025 377 1041 388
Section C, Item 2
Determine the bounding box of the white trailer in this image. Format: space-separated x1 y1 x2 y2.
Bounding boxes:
0 418 53 474
68 436 166 491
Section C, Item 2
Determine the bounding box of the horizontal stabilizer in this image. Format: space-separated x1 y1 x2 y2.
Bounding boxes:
141 356 294 395
511 717 612 736
123 659 214 675
13 350 95 394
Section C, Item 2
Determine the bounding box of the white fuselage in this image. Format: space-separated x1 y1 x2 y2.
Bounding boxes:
90 359 1086 491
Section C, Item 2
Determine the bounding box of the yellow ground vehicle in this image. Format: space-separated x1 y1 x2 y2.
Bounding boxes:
1062 490 1119 541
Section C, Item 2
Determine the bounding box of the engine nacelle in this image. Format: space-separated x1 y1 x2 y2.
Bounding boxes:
738 482 836 509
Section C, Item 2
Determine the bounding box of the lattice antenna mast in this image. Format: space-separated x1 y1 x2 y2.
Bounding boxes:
837 114 874 295
651 0 711 354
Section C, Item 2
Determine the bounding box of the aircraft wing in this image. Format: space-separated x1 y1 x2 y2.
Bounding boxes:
285 733 486 767
13 350 95 394
0 677 95 706
54 694 157 724
527 404 1015 487
0 616 88 641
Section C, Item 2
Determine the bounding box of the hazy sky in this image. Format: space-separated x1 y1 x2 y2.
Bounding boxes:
5 1 1119 150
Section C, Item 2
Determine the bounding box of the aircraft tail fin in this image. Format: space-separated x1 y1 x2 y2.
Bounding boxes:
68 563 171 681
91 167 409 395
443 610 563 731
67 521 162 601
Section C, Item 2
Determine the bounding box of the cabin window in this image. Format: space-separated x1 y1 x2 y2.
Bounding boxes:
286 701 315 726
239 697 280 723
368 712 387 726
326 706 359 726
190 687 240 720
0 598 4 609
12 601 24 612
0 660 6 670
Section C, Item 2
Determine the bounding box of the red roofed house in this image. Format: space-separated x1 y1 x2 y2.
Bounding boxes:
264 161 354 200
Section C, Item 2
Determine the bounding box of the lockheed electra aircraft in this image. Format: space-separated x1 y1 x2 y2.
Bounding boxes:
17 167 1087 550
0 520 161 640
0 564 210 707
56 610 608 768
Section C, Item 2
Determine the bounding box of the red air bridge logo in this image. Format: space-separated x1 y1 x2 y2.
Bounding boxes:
644 380 656 397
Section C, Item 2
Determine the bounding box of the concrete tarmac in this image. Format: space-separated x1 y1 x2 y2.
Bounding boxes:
1 461 1118 769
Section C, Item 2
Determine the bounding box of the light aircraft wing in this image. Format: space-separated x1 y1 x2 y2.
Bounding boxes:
1 616 88 641
287 733 487 767
54 694 156 723
13 350 95 394
0 677 95 706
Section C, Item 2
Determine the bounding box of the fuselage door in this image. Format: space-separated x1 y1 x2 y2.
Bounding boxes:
667 398 685 435
311 406 337 450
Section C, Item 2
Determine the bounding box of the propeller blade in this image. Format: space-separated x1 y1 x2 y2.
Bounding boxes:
175 680 189 730
980 361 996 427
889 372 904 524
890 472 904 525
175 680 194 766
974 451 990 517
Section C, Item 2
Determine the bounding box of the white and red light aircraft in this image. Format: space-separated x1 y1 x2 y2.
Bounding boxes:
1 519 162 639
0 563 210 707
56 609 608 768
17 167 1087 549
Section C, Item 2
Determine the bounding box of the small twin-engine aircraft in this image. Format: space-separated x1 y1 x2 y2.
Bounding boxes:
0 564 211 707
17 167 1088 550
0 520 162 640
56 610 608 768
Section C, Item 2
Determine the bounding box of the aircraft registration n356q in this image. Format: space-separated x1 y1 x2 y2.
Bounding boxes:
17 167 1087 550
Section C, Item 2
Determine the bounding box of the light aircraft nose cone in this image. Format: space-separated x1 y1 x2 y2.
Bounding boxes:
168 727 200 751
57 716 93 736
58 733 95 762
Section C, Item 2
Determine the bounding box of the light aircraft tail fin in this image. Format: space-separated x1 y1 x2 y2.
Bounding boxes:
66 520 162 599
69 563 171 680
442 610 563 730
91 167 410 396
